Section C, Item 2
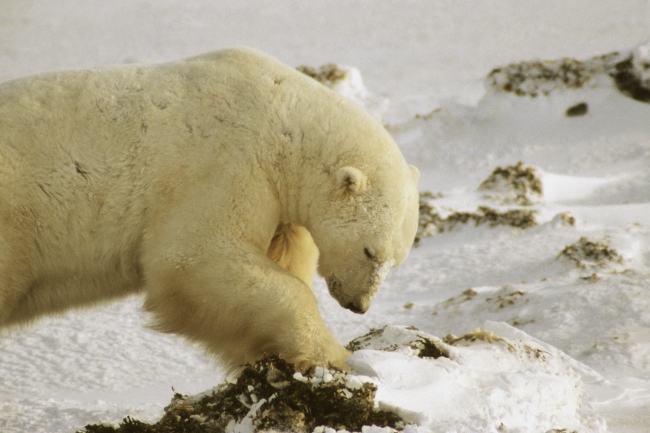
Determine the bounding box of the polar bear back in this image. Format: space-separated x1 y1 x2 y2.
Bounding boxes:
0 49 315 311
0 49 296 247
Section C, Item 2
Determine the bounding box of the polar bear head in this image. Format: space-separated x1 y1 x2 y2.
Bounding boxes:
308 159 420 315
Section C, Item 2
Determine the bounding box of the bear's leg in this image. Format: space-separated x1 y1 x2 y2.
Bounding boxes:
143 249 350 372
0 238 35 327
0 276 30 328
266 224 318 288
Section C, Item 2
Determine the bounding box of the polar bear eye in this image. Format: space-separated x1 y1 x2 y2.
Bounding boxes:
364 247 376 261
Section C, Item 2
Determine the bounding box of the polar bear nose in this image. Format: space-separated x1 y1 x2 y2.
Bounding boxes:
345 302 367 315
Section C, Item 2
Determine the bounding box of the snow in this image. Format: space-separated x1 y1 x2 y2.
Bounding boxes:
299 64 390 121
346 325 603 433
2 1 650 432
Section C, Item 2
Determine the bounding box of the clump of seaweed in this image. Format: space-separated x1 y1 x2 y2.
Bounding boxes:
486 288 527 309
415 199 537 245
78 355 403 433
486 52 623 97
551 212 576 227
414 191 446 243
486 47 650 105
437 288 479 311
559 236 622 269
486 56 613 97
415 163 542 244
345 327 387 352
474 207 538 228
297 64 347 86
443 328 506 346
565 102 589 117
478 162 543 205
346 325 449 360
443 328 548 361
608 55 650 103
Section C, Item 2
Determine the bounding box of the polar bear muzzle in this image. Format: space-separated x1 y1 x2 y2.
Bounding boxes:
345 303 366 315
325 275 368 314
324 259 392 315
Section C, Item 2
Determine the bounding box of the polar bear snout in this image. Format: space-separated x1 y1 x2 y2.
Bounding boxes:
345 302 367 315
325 275 375 314
344 294 373 314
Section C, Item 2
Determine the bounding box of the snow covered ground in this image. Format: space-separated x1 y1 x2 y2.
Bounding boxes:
2 1 650 432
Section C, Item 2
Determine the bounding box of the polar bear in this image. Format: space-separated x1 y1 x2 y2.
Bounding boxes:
0 48 420 371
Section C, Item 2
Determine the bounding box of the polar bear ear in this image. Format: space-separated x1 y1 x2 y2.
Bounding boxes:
337 166 367 194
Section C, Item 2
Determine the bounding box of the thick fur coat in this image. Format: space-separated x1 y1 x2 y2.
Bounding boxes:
0 48 420 371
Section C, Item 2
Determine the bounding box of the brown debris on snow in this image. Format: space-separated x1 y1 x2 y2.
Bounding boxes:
486 56 614 97
565 102 589 117
487 288 527 309
443 328 506 346
414 162 543 244
78 355 403 433
609 55 650 103
415 201 537 245
559 236 622 269
346 325 449 360
414 191 445 243
443 328 549 360
297 64 348 86
478 162 543 206
486 48 650 104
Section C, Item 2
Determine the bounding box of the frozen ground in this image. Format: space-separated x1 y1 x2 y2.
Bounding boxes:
2 1 650 432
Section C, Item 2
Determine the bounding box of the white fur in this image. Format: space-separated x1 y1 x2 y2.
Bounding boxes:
0 48 420 371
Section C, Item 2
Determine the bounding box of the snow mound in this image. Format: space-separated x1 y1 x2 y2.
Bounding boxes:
297 63 389 121
347 325 606 433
